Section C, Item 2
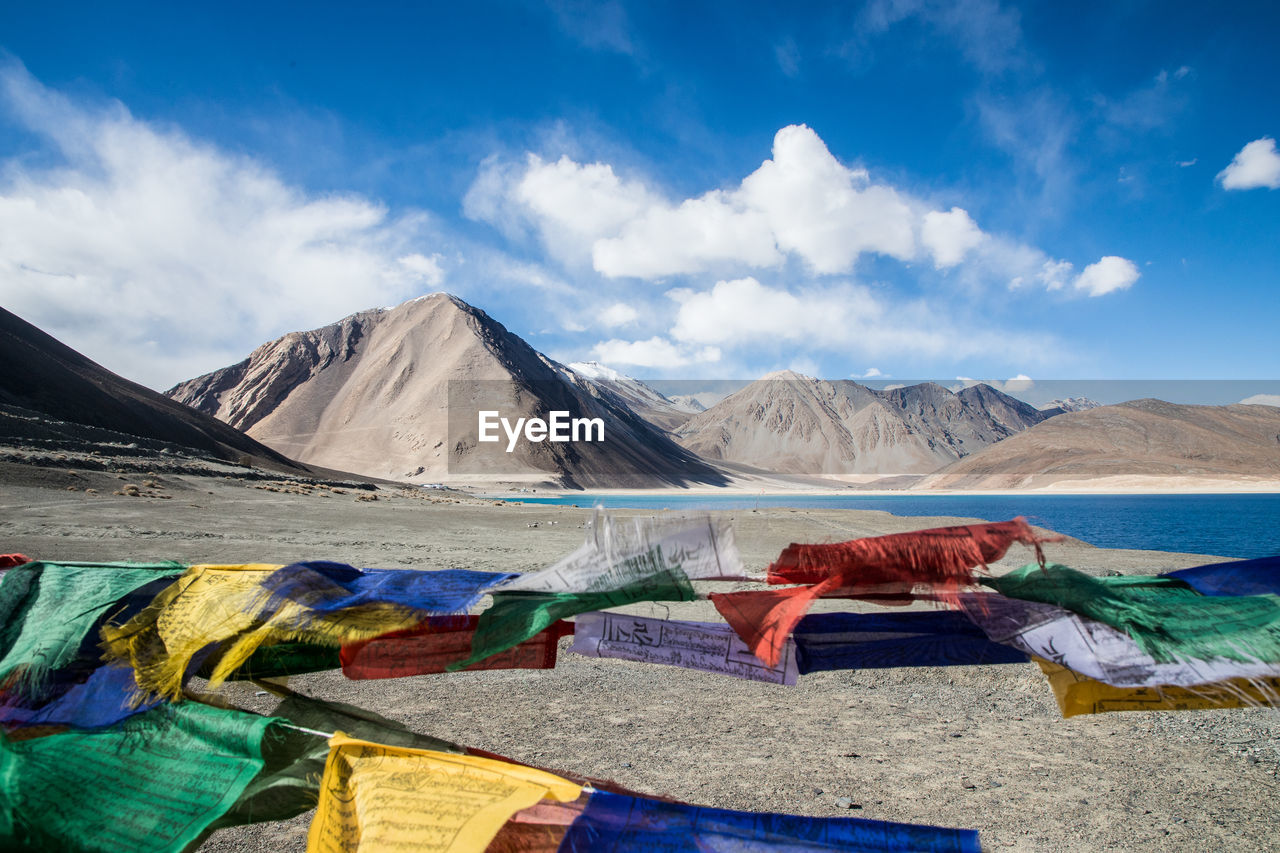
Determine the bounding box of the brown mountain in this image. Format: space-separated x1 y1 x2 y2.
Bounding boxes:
0 305 310 473
672 372 1048 475
167 294 725 488
916 399 1280 489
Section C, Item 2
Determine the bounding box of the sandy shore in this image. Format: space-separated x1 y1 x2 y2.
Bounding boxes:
2 460 1278 852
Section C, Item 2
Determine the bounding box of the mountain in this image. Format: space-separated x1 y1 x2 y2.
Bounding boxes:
916 399 1280 489
671 371 1048 475
168 294 725 488
668 394 707 414
568 362 703 431
1039 396 1102 417
0 306 310 473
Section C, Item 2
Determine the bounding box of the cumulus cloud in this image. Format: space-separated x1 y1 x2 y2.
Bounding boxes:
854 367 884 379
1073 256 1139 297
921 207 986 268
1218 137 1280 190
1240 394 1280 407
0 62 441 388
471 124 922 279
591 336 721 368
665 277 1043 361
599 302 639 327
468 123 1126 299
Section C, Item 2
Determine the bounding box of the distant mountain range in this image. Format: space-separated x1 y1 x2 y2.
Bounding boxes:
918 398 1280 489
6 292 1275 491
167 294 723 488
671 371 1049 475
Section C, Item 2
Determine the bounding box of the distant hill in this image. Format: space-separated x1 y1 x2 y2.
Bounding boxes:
168 294 725 488
916 399 1280 489
672 371 1048 475
568 361 703 431
0 306 310 473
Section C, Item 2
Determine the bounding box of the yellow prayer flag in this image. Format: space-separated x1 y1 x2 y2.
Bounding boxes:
307 734 582 853
1034 657 1280 717
100 564 426 700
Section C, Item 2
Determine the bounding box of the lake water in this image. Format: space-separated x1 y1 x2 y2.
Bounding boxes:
506 492 1280 559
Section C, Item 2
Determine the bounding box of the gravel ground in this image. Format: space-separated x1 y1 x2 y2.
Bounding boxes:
2 456 1278 852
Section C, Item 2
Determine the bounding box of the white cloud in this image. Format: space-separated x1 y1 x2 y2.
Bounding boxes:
667 277 1043 361
1218 137 1280 190
0 62 441 389
737 125 916 273
921 207 986 268
593 190 781 277
591 336 720 368
397 253 445 285
1240 394 1280 407
469 123 1122 298
471 124 919 280
512 154 659 266
599 302 639 327
1073 256 1139 297
854 367 884 379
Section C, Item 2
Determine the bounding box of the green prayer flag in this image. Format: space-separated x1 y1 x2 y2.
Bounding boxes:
212 684 462 829
453 556 696 671
986 563 1280 664
209 642 342 682
0 561 185 692
0 701 273 852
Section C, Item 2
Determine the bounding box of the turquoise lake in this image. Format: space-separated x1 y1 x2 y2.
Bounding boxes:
506 492 1280 560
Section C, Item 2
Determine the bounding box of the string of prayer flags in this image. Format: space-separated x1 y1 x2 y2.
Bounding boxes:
571 611 799 685
1162 555 1280 597
450 548 697 670
958 593 1280 689
710 585 825 668
984 563 1280 665
498 512 745 594
306 734 582 853
792 611 1029 674
767 518 1049 590
557 789 982 852
341 616 572 680
1034 658 1280 718
0 560 184 694
0 701 275 853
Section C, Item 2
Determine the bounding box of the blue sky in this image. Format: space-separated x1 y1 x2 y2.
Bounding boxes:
2 1 1278 399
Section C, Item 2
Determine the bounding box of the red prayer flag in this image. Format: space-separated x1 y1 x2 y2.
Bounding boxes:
340 617 573 679
767 518 1049 588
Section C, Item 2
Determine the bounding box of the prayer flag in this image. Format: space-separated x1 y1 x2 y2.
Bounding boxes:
559 789 982 852
792 611 1029 673
1034 658 1280 717
1162 556 1280 597
0 561 184 694
767 519 1047 589
452 548 697 670
985 564 1280 665
571 612 799 685
306 734 582 853
498 513 745 594
341 616 572 679
0 702 274 852
959 593 1280 688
